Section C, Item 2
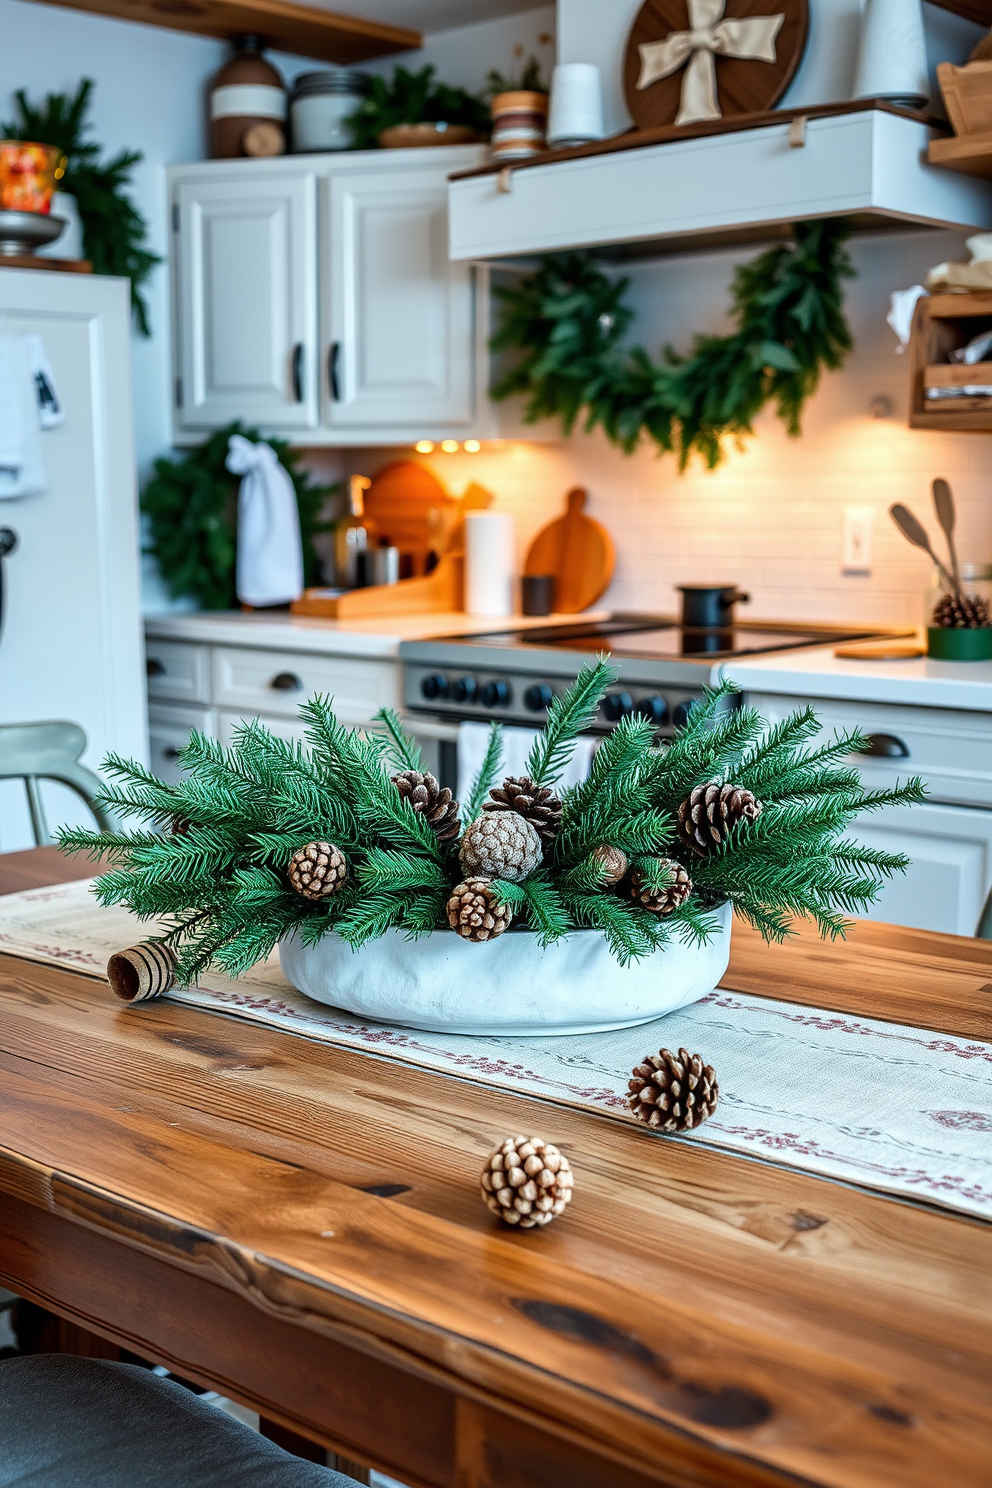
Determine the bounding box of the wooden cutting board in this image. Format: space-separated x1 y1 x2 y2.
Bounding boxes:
363 460 453 576
524 487 615 613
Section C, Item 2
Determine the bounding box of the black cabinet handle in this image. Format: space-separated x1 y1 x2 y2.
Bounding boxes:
292 343 304 402
853 732 910 759
270 671 303 692
329 341 341 402
146 658 165 677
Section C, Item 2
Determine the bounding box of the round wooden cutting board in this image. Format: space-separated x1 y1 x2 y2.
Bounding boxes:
623 0 809 133
524 487 615 614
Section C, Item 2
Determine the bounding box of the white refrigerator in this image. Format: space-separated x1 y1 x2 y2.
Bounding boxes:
0 267 147 851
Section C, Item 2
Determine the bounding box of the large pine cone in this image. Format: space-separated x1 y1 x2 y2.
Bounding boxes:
677 782 762 856
630 858 692 915
628 1048 718 1132
392 770 460 841
481 1135 574 1228
484 775 562 846
931 592 990 629
447 878 513 942
590 844 628 886
460 811 542 882
287 842 348 901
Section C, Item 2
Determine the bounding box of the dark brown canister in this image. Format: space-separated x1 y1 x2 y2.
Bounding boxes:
209 36 287 159
490 90 548 162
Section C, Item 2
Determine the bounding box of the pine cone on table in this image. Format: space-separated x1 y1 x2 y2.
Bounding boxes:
480 1135 574 1227
459 812 542 882
590 844 628 886
392 770 460 841
447 878 513 942
484 776 562 846
931 592 990 629
677 782 762 856
630 858 692 915
628 1048 718 1132
287 842 348 901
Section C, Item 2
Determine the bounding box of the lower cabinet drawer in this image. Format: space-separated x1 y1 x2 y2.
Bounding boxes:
845 799 992 937
149 704 216 784
212 647 400 723
145 640 211 705
217 710 306 746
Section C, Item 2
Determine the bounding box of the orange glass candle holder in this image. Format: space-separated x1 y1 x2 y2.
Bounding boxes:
0 141 67 214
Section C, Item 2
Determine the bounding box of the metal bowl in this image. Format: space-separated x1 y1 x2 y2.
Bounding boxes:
0 210 66 257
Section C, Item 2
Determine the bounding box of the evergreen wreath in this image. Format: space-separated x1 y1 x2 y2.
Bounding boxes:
347 66 492 150
490 219 855 470
60 662 924 984
2 79 159 336
141 422 337 611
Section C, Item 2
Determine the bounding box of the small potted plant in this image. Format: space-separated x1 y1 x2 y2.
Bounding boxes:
347 65 490 149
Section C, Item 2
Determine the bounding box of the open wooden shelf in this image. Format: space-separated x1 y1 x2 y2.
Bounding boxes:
29 0 421 63
910 291 992 431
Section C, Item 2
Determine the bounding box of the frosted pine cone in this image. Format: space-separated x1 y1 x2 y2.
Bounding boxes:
590 844 628 886
931 591 990 629
447 878 513 942
677 782 762 855
459 811 542 881
392 769 460 841
630 858 692 915
287 842 348 901
484 775 562 846
480 1135 574 1228
628 1048 718 1132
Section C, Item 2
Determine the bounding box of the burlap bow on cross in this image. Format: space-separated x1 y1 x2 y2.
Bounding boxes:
636 0 786 126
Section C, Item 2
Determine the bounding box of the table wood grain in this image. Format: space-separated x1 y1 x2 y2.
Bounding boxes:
0 850 989 1488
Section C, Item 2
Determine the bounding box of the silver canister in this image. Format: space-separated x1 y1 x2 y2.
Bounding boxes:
290 69 370 152
370 547 401 586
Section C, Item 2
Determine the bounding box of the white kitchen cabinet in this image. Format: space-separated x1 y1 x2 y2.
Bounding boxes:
149 704 216 784
173 167 319 432
845 802 992 938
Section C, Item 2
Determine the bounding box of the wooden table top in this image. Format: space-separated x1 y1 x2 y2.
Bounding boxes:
1 847 990 1488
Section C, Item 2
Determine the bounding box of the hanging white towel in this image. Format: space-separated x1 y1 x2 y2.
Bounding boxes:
0 335 47 500
457 719 597 805
227 434 304 607
25 335 64 427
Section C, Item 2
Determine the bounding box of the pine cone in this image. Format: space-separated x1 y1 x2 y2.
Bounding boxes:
447 878 513 942
628 1048 718 1132
287 842 348 901
459 812 542 881
931 591 990 629
630 858 692 915
484 776 562 846
677 782 762 856
392 770 460 841
481 1135 574 1228
590 844 628 886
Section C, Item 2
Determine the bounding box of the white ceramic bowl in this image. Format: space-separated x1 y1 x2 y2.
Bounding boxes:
279 903 732 1036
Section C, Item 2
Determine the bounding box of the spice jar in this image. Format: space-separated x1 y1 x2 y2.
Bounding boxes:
210 36 287 159
290 69 369 152
926 562 992 661
490 90 548 162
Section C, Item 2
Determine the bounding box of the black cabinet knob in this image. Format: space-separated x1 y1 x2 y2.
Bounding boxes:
603 691 633 722
853 732 910 759
671 700 694 729
146 657 165 678
270 671 303 692
635 695 669 726
450 676 478 704
480 679 511 708
524 683 554 712
421 673 449 700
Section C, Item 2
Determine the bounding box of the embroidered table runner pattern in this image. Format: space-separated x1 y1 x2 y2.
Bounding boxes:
2 879 989 1220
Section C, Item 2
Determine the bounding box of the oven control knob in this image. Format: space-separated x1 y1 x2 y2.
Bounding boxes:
420 673 449 701
524 683 554 712
635 695 669 726
480 678 511 708
671 700 694 729
603 691 633 722
450 676 478 704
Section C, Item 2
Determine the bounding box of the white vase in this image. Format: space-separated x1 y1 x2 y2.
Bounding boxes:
279 902 732 1036
853 0 929 109
36 192 85 261
547 62 605 148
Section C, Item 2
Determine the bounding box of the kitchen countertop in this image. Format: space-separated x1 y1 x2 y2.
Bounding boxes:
722 639 992 712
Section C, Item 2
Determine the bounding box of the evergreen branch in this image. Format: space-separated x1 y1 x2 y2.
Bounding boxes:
374 708 424 774
525 657 615 786
463 723 504 821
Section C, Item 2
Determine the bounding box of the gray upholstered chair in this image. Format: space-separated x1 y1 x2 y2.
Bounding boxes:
0 1355 354 1487
0 721 113 845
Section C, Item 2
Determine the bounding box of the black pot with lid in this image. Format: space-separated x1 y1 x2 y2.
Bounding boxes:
677 584 751 629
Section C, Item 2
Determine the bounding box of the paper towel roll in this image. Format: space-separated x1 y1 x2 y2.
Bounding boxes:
465 510 514 617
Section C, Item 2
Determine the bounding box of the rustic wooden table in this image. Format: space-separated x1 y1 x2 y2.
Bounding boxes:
0 846 990 1488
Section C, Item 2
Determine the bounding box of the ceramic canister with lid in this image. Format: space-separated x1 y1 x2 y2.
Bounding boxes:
210 36 287 159
290 69 370 152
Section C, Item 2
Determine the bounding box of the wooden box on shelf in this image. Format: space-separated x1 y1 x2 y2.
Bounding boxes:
909 291 992 431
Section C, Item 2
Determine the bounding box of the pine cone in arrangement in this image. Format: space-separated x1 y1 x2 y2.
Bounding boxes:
392 770 460 841
480 1135 574 1228
484 776 562 846
446 878 513 942
628 1048 718 1133
590 844 628 886
630 858 692 915
677 782 762 856
287 842 348 901
459 811 542 881
931 591 991 629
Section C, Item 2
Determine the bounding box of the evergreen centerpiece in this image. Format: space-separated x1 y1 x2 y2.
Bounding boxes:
60 662 924 1034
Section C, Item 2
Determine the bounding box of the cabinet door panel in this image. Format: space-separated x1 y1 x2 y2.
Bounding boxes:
175 170 317 430
846 801 992 937
327 168 473 428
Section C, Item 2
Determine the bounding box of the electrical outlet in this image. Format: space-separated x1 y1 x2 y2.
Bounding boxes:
842 506 873 574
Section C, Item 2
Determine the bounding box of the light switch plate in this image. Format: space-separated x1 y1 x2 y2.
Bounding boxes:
842 506 874 574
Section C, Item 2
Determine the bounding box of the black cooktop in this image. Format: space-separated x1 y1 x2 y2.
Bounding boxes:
456 615 884 661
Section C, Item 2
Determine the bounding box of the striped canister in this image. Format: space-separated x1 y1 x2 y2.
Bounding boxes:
107 941 176 1003
489 90 549 162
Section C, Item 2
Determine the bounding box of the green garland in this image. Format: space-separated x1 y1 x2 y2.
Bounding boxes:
141 423 337 611
59 665 923 984
348 66 493 150
490 220 855 470
2 80 159 336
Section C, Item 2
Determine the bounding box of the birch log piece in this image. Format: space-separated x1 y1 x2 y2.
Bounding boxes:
106 941 176 1002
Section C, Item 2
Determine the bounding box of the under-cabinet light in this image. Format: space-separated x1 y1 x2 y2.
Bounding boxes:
415 440 435 453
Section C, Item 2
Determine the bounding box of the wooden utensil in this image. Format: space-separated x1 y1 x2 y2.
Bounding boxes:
931 478 963 596
524 487 614 614
889 503 956 593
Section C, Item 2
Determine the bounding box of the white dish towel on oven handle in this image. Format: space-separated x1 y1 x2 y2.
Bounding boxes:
227 434 304 608
457 720 596 805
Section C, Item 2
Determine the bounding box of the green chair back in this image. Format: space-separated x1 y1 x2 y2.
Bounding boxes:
0 721 113 846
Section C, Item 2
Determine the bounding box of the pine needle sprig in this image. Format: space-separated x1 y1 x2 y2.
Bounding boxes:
462 722 504 822
374 708 424 774
525 657 615 786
